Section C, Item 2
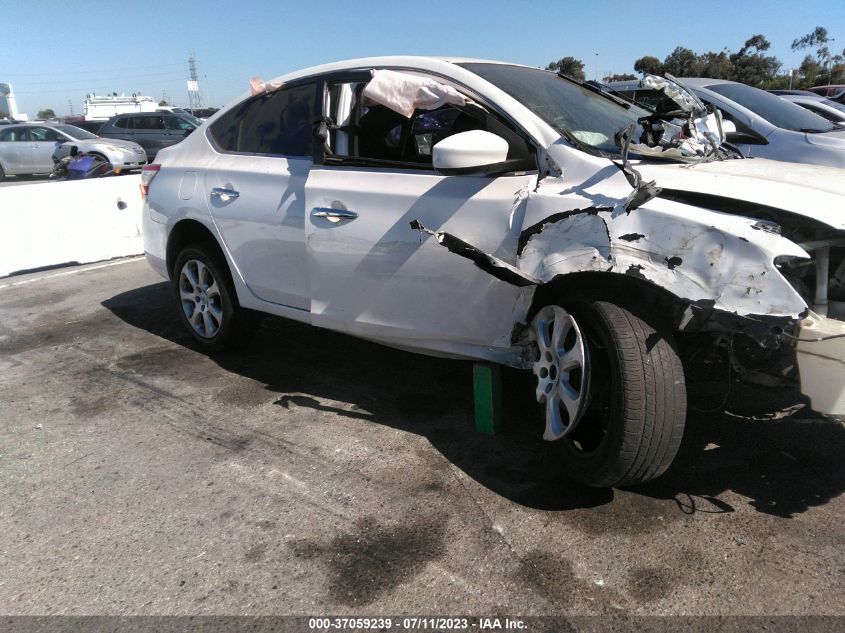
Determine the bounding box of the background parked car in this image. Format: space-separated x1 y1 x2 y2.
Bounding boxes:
0 122 145 178
808 85 845 97
777 93 845 127
98 112 198 161
608 77 845 168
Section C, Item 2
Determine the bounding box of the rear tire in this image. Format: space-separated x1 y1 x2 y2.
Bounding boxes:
534 295 686 487
172 243 257 352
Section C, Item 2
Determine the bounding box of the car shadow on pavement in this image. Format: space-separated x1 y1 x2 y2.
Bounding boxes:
102 282 845 518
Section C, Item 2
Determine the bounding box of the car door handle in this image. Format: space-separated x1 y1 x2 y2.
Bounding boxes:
311 208 358 223
210 187 240 200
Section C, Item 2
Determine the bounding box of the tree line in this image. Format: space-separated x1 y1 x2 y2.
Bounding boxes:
548 26 843 88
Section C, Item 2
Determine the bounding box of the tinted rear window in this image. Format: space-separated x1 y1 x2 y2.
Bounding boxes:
209 83 317 156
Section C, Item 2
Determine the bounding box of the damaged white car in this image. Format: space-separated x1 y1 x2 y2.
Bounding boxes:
141 57 845 488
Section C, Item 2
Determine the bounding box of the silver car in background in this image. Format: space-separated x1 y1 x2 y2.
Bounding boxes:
777 93 845 127
0 122 146 178
608 77 845 168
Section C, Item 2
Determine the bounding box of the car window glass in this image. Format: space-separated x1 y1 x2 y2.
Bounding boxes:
0 127 28 142
165 117 195 131
460 62 647 155
114 117 131 129
30 127 61 141
802 104 834 121
708 83 834 132
53 124 97 140
136 115 166 130
210 83 317 157
208 107 240 151
240 84 317 155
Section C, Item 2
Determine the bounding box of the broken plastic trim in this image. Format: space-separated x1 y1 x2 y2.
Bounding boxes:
613 123 661 211
409 219 539 287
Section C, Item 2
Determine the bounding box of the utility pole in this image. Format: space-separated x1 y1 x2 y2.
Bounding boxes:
67 99 73 115
187 54 203 113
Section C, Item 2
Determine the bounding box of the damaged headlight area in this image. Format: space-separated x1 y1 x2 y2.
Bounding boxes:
616 74 742 163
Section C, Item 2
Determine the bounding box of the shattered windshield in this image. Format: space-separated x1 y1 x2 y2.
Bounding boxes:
461 63 648 155
707 83 835 133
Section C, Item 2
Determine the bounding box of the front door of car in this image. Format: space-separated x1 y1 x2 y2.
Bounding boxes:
203 82 318 310
164 116 196 146
28 126 64 172
304 93 538 349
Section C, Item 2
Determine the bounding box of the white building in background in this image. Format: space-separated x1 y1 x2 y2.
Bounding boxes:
0 83 27 121
83 92 158 121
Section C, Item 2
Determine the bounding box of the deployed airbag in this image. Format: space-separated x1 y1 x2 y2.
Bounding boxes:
362 69 469 118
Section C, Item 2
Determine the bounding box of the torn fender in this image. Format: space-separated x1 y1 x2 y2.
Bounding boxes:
412 193 811 319
518 194 811 318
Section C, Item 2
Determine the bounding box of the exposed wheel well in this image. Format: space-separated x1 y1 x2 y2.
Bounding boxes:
166 220 225 278
529 272 686 332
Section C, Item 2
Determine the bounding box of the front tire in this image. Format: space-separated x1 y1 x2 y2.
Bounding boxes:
172 244 256 352
532 296 686 487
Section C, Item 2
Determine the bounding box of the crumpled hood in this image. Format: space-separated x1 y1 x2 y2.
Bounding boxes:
635 158 845 230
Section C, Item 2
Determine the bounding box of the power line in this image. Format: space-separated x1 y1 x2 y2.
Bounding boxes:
15 62 189 78
13 71 192 88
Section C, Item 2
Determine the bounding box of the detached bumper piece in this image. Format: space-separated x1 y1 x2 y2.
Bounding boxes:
796 313 845 417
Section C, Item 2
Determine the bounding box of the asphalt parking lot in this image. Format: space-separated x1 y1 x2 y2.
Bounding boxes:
0 257 843 616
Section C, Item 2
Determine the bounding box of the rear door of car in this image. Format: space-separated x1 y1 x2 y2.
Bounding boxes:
132 114 169 159
0 126 32 173
303 73 538 348
202 81 318 310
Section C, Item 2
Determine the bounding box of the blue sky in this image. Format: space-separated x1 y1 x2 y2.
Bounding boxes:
4 0 843 116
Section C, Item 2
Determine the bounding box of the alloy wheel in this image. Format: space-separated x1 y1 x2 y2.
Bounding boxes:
178 259 223 338
531 305 590 440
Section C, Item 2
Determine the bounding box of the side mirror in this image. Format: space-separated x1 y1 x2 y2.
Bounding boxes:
433 130 509 176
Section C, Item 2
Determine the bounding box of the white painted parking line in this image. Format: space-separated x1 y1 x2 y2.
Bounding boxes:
0 256 146 291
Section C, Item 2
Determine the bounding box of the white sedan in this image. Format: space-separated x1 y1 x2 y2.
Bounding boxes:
141 57 845 487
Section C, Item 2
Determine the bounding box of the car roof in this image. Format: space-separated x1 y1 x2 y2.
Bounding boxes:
267 55 530 85
780 94 827 102
675 77 740 88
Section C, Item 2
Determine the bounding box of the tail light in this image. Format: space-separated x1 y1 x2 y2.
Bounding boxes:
140 164 161 199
